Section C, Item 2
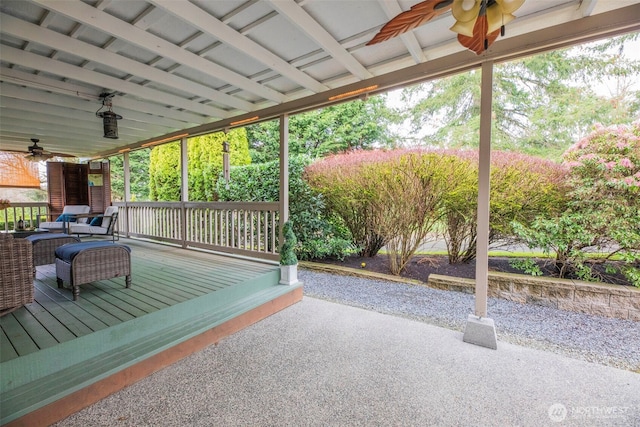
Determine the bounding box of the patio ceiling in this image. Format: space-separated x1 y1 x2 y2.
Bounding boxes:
0 0 639 159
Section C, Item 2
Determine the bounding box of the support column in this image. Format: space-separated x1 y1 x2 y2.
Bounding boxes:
279 114 290 228
180 136 189 202
463 61 497 350
180 136 188 247
123 151 131 203
278 113 298 285
123 151 131 238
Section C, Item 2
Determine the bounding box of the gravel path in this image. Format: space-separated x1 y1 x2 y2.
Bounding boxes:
300 269 640 372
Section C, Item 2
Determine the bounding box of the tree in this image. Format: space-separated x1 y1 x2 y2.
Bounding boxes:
109 149 151 201
188 129 251 201
401 34 640 158
149 142 181 201
246 95 401 163
147 129 251 201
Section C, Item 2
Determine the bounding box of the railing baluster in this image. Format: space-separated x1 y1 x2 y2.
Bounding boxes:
109 201 279 260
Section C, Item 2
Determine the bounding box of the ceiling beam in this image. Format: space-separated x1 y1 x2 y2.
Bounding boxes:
1 46 227 119
267 0 373 81
30 0 286 104
0 78 199 129
578 0 598 17
0 14 252 113
0 100 171 138
93 2 640 158
150 0 328 94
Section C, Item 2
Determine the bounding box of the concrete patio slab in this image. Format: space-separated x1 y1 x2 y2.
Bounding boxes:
55 296 640 426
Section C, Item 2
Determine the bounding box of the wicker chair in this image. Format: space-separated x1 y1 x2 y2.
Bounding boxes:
0 233 34 316
25 234 81 268
55 241 131 301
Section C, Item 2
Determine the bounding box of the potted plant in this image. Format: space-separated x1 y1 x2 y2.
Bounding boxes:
279 221 299 285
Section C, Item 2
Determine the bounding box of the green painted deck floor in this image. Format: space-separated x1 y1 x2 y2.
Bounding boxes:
1 238 280 363
1 238 296 425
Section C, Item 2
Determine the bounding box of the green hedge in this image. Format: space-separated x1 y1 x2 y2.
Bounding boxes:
217 155 353 260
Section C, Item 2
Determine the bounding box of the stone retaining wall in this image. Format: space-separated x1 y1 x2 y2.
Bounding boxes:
427 273 640 321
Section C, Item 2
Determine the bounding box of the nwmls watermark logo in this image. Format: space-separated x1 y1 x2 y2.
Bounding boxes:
548 403 567 422
548 403 632 423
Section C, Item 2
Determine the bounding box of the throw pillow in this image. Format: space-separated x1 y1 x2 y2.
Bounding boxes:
90 217 103 226
55 213 77 223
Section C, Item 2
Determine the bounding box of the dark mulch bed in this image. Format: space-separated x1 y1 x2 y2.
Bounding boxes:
319 254 634 287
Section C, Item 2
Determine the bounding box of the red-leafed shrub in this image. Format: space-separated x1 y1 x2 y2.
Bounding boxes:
305 149 412 257
307 148 569 274
367 152 460 274
441 150 569 263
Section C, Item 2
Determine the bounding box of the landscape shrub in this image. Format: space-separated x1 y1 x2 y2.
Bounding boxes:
217 155 353 261
367 152 458 274
513 121 640 285
440 150 568 263
149 141 181 201
307 149 567 272
305 150 411 257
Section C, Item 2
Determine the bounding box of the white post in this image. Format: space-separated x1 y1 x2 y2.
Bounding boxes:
123 151 131 203
278 114 297 285
180 136 189 202
463 61 497 349
123 151 131 237
279 114 290 229
180 136 188 246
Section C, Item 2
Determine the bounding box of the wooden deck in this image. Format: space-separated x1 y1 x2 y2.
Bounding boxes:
0 238 302 425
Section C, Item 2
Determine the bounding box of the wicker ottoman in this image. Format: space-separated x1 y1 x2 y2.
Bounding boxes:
25 234 81 268
55 241 131 301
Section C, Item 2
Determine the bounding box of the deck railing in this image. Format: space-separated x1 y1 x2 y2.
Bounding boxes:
113 201 280 261
0 202 49 231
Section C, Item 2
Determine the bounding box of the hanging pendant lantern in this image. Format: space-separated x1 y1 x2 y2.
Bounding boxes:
96 92 123 139
101 111 122 139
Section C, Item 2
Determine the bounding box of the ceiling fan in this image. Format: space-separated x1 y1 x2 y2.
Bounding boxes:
23 138 75 162
367 0 525 55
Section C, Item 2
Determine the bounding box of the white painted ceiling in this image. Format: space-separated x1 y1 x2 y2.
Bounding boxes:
0 0 639 159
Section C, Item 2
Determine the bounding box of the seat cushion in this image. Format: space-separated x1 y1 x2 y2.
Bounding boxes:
38 222 65 230
68 223 109 235
55 241 131 262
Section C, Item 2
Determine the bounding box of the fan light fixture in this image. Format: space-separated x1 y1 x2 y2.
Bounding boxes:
450 0 525 51
367 0 525 55
25 138 52 162
96 92 122 139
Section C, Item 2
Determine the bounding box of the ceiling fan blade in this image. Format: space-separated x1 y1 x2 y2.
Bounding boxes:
457 15 501 54
24 152 53 162
367 0 453 46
